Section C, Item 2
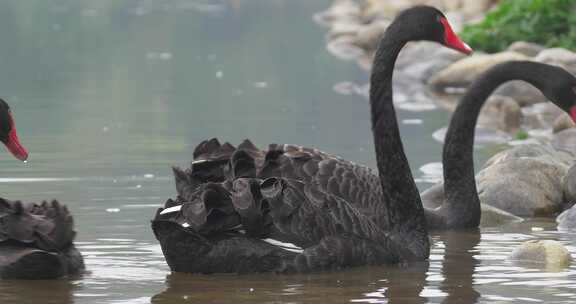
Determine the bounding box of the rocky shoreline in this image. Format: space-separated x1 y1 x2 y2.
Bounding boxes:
315 0 576 228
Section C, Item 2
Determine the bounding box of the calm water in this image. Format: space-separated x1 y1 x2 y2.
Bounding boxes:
0 1 574 303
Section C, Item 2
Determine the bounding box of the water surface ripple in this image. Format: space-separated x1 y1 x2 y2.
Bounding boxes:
0 1 573 303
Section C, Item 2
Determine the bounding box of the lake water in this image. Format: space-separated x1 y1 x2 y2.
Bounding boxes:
0 1 574 303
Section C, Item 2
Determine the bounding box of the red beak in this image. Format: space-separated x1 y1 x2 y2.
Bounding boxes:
440 17 473 55
571 106 576 124
4 112 28 161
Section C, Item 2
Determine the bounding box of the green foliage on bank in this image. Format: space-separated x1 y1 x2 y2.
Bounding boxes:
460 0 576 53
515 130 529 140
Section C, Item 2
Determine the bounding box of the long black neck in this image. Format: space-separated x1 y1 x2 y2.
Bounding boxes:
370 23 429 257
442 61 556 227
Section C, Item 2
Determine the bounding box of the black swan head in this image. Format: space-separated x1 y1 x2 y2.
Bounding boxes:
0 99 28 161
392 6 472 54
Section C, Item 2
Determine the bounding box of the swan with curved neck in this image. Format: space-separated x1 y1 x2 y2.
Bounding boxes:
366 5 471 251
431 61 576 228
153 6 473 273
0 99 84 279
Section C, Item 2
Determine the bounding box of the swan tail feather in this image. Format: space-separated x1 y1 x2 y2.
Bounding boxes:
0 199 76 251
229 149 257 179
0 198 84 278
231 178 271 237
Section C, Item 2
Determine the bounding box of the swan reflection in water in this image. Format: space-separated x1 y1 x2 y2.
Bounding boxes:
151 230 480 303
437 230 480 304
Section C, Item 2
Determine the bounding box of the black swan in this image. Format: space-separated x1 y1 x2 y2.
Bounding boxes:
152 6 472 273
427 61 576 228
0 99 84 279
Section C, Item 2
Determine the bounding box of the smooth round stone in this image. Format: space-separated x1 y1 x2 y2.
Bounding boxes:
557 206 576 230
477 144 574 217
552 128 576 152
562 164 576 208
553 113 575 134
507 41 545 57
429 52 529 91
509 240 572 271
420 182 523 227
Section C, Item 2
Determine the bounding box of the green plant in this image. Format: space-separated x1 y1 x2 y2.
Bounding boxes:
515 130 529 140
460 0 576 53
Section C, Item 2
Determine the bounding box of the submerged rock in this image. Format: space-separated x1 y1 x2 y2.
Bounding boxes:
480 204 523 227
509 240 572 271
477 144 574 217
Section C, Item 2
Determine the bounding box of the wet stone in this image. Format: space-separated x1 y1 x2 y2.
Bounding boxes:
420 182 523 227
557 205 576 230
552 113 576 134
428 52 530 91
552 128 576 152
479 95 522 133
562 163 576 208
506 41 545 57
493 80 547 107
509 240 571 271
477 144 573 217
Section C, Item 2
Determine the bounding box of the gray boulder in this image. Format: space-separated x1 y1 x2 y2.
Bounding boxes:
493 80 547 107
477 144 573 217
553 113 575 134
523 102 567 131
562 163 576 208
552 128 576 152
420 182 523 227
557 206 576 230
483 143 574 167
428 51 530 91
535 48 576 74
479 95 522 133
506 41 545 57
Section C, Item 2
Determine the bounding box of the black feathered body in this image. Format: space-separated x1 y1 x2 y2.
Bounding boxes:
0 198 84 279
152 139 420 273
